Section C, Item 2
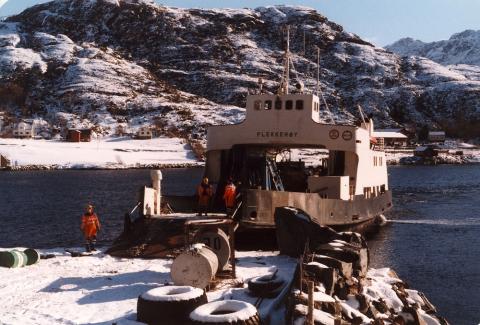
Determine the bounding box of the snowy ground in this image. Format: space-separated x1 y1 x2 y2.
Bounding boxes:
0 248 296 325
386 148 480 164
0 137 199 169
1 137 478 170
0 247 444 325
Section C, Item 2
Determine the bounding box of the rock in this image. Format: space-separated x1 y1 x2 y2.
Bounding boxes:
401 306 428 325
313 254 353 280
304 262 338 295
315 243 369 277
418 291 437 314
274 207 339 257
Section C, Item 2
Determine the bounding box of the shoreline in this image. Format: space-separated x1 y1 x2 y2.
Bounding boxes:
1 162 204 172
2 158 479 172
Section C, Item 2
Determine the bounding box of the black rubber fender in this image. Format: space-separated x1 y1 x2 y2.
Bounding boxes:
24 248 40 265
247 273 285 298
189 300 260 325
137 285 207 325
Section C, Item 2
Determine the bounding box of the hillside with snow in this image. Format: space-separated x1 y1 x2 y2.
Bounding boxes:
386 30 480 66
0 0 479 141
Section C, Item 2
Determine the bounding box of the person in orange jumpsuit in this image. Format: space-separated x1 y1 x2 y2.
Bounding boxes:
197 177 213 216
223 178 237 217
81 204 101 252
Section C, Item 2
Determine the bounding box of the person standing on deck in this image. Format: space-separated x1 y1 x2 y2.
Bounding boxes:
197 177 213 216
81 204 101 252
223 178 237 217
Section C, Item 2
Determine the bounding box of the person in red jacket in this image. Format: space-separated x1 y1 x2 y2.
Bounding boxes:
223 178 237 217
81 204 101 252
197 177 213 216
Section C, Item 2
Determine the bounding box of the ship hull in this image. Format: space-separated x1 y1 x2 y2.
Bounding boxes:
240 189 392 230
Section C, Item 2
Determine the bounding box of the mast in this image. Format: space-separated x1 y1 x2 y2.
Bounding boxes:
316 46 320 96
285 25 290 94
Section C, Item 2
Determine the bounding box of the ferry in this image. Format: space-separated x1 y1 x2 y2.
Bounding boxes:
200 31 392 232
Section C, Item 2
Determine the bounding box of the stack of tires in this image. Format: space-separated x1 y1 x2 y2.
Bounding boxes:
137 285 260 325
0 248 40 268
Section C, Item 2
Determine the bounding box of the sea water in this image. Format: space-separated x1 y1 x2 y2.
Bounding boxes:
369 165 480 325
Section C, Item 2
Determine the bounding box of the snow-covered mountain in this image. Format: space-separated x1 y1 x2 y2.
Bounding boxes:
1 0 479 141
386 30 480 66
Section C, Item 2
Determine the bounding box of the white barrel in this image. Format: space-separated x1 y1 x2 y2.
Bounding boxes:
171 244 219 289
194 228 230 270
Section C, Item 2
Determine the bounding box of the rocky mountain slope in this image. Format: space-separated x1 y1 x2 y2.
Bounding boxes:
1 0 479 140
386 30 480 66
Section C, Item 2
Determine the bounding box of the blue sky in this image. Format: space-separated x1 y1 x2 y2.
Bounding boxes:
1 0 480 46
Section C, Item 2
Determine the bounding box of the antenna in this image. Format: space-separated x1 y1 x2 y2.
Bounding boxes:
316 46 320 96
278 25 291 95
285 25 290 94
357 105 366 124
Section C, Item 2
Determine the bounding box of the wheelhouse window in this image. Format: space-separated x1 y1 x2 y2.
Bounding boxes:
264 100 272 110
285 100 293 110
254 100 262 110
296 100 304 110
275 98 282 110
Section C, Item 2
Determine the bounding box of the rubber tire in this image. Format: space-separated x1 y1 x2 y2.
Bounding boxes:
0 251 16 268
191 313 261 325
248 273 285 298
137 286 207 325
24 248 40 265
190 300 260 325
11 250 27 267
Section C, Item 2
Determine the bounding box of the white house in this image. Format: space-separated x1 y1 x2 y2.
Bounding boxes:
13 121 34 138
135 126 153 139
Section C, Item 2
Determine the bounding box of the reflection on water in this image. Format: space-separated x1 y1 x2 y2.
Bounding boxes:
368 165 480 325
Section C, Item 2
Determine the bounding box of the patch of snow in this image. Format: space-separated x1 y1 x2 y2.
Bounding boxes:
0 46 47 74
341 300 372 323
0 22 21 47
33 32 80 64
364 268 404 312
0 137 198 168
189 300 257 323
141 285 204 302
294 304 335 325
307 261 329 269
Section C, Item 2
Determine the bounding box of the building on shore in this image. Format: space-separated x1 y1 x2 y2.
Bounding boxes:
373 129 409 147
0 154 10 168
428 131 446 143
135 126 153 139
13 121 34 138
66 128 92 142
414 146 439 158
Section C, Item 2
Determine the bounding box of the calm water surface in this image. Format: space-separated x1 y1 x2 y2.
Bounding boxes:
0 168 203 248
0 165 479 324
369 165 480 325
